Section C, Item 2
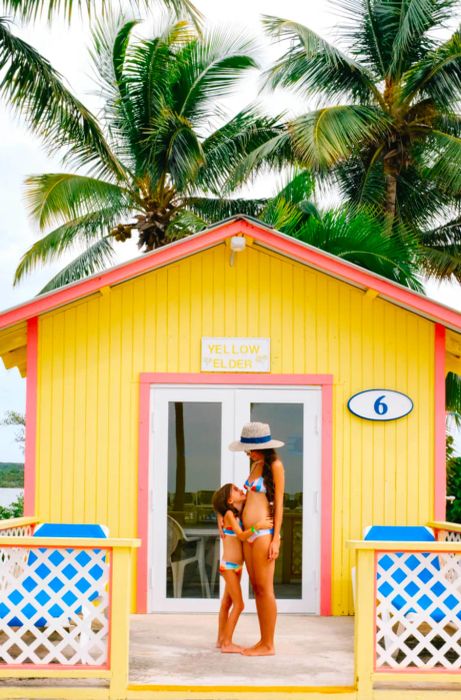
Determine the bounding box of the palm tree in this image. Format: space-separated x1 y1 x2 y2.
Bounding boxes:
14 18 281 290
0 1 202 218
239 1 461 284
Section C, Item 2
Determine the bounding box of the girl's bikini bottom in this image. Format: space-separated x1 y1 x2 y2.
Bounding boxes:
219 560 243 574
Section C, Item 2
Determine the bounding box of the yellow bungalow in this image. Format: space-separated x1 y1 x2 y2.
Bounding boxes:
0 215 461 699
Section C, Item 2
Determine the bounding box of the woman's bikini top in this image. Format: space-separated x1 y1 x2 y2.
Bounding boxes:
243 475 267 494
222 516 243 537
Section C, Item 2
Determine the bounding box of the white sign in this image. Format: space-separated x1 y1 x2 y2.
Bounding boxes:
347 389 413 421
201 337 270 372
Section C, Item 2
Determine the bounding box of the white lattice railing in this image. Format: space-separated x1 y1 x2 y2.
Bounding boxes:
348 538 461 693
0 516 38 538
0 530 140 698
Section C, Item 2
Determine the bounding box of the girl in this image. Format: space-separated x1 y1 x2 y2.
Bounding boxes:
212 483 273 653
229 422 285 656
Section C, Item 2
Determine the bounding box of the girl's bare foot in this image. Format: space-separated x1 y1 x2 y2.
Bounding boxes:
241 643 275 656
221 642 244 653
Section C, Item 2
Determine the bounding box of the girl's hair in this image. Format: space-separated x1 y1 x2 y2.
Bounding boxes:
259 448 277 512
212 483 239 517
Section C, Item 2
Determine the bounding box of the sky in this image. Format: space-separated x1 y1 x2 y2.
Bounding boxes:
0 0 460 461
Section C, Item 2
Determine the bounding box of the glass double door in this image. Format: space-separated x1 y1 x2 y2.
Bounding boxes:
149 385 321 613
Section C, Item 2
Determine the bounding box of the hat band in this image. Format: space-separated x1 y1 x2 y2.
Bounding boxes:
240 434 272 444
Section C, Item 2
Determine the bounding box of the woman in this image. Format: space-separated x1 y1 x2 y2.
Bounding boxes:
229 422 285 656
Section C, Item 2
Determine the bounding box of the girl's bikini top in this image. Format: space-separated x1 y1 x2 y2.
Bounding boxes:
243 475 267 494
222 516 243 537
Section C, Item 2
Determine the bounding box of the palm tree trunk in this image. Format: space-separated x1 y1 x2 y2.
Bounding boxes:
384 168 398 233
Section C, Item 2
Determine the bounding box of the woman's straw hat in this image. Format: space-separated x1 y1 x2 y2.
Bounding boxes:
229 422 285 451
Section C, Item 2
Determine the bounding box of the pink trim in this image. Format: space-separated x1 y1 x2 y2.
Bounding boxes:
139 372 334 386
136 372 334 614
136 382 151 613
1 218 460 332
434 325 446 521
107 548 113 668
320 383 333 615
24 317 38 516
2 664 108 671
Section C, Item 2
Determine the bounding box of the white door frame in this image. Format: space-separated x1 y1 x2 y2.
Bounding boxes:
147 382 324 614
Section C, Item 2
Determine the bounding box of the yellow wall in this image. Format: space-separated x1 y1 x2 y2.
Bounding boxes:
35 242 435 614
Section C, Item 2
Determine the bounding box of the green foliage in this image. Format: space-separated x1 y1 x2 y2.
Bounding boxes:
15 17 282 290
447 435 461 524
261 1 461 284
0 463 24 487
0 494 24 520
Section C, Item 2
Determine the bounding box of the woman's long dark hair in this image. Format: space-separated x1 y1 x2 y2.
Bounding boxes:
257 448 277 513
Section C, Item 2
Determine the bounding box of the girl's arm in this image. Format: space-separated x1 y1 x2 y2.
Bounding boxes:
269 459 285 560
224 511 273 542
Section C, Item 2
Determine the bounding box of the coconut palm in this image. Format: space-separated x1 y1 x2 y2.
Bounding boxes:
238 1 461 283
14 18 281 290
0 1 201 202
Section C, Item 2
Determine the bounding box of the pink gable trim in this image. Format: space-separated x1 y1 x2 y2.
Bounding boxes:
24 317 38 516
434 325 446 520
136 372 334 615
1 218 460 332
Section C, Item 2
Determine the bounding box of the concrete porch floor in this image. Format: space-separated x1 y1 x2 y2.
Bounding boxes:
129 614 355 687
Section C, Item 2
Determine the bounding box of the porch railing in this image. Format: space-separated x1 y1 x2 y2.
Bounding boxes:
0 517 139 699
348 524 461 694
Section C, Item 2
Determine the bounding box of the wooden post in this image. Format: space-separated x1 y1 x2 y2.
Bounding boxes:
354 548 375 700
109 546 133 700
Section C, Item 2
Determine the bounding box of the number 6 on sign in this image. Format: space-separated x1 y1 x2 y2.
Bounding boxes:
347 389 413 421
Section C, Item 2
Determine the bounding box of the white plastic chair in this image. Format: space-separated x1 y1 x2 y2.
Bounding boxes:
167 515 210 598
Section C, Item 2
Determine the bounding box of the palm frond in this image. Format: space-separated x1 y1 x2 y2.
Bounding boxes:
186 196 269 221
417 219 461 282
263 14 381 105
199 107 284 193
401 29 461 107
25 173 132 230
1 0 203 28
174 30 258 123
426 130 461 193
39 236 116 293
389 0 459 77
14 208 120 283
0 17 127 182
288 105 390 169
292 206 423 290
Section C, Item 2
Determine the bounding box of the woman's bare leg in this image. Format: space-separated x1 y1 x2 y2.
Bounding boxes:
242 535 276 656
217 588 232 647
221 571 245 653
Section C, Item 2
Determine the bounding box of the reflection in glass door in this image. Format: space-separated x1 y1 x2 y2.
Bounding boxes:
150 388 234 612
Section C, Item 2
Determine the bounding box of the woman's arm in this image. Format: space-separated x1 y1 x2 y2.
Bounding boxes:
269 459 285 560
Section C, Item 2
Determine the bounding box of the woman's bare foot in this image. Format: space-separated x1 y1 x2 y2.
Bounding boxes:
241 643 275 656
221 642 244 653
216 640 222 648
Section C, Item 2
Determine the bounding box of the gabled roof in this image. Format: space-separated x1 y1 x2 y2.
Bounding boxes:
1 216 460 335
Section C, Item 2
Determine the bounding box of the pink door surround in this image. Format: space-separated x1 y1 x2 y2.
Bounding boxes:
136 372 333 615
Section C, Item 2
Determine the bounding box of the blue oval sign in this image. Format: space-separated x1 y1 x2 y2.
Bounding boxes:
348 389 413 421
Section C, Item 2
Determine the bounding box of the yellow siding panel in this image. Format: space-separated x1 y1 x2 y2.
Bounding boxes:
35 242 436 614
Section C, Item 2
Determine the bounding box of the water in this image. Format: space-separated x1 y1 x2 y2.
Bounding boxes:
0 488 23 507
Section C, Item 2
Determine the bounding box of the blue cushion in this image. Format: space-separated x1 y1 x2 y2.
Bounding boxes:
365 526 435 542
33 523 107 538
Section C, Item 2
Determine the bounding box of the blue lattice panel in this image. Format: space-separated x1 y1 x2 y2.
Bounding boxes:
0 545 109 666
376 549 461 669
